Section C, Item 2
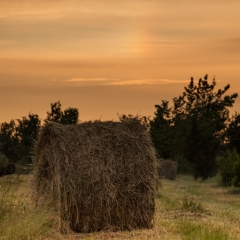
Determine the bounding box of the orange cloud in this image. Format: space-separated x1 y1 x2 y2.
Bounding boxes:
51 78 189 86
63 78 118 82
107 79 189 86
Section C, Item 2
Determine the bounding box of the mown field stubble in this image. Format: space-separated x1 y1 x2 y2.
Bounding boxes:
0 174 239 240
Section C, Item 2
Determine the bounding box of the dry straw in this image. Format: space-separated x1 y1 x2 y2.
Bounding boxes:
32 118 158 233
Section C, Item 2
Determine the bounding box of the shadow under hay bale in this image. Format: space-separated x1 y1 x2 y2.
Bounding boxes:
158 159 178 180
32 119 158 233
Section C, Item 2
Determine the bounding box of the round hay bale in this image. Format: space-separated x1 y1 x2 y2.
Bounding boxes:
0 153 16 177
32 119 158 233
158 159 178 180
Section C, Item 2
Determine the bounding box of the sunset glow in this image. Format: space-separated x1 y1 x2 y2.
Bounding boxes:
1 0 240 122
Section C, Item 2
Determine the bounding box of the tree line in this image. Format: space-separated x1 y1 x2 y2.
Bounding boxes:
150 75 240 181
0 75 240 184
116 75 240 184
0 101 79 164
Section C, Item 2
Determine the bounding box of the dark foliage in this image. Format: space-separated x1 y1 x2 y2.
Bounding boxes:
0 101 79 165
225 112 240 153
0 120 19 161
150 101 173 159
0 153 16 177
16 113 41 164
44 101 79 125
150 75 238 180
158 159 178 180
219 149 240 188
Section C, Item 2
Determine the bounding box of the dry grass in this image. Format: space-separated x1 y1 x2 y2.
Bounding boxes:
0 175 55 240
1 174 240 239
32 120 158 233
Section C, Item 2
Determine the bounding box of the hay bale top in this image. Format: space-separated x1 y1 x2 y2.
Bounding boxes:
32 119 157 233
35 119 151 154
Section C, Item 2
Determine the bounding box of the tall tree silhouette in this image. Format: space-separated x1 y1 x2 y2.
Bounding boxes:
44 101 79 124
16 113 41 163
0 120 18 161
151 75 238 179
44 101 62 124
225 112 240 153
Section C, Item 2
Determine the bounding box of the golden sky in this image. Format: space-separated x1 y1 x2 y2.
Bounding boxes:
0 0 240 122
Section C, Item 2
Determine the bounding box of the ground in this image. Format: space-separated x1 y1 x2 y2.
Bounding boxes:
0 174 239 239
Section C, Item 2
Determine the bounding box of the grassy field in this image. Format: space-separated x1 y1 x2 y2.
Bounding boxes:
0 174 239 240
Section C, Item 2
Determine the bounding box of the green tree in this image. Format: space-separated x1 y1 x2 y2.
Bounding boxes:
150 101 173 159
16 113 41 164
173 75 236 139
225 112 240 154
219 149 240 188
0 102 79 164
44 101 79 124
44 101 62 124
183 113 219 179
175 75 237 179
61 107 79 124
151 75 238 179
0 120 18 161
0 115 41 163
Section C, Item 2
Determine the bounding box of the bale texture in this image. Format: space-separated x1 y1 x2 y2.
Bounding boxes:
158 159 178 180
32 119 157 233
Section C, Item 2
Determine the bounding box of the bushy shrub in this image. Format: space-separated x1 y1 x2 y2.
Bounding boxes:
174 154 193 174
219 149 240 188
232 160 240 188
0 152 8 166
0 153 16 177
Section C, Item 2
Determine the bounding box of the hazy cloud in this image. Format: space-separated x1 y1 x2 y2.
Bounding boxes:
107 79 189 86
52 78 189 86
61 78 119 82
1 0 240 122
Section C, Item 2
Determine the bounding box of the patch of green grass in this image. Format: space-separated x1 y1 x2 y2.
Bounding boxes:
0 175 55 240
0 208 54 240
158 194 178 211
228 187 240 195
186 185 200 196
156 176 240 240
180 195 206 213
177 174 194 181
178 220 230 240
